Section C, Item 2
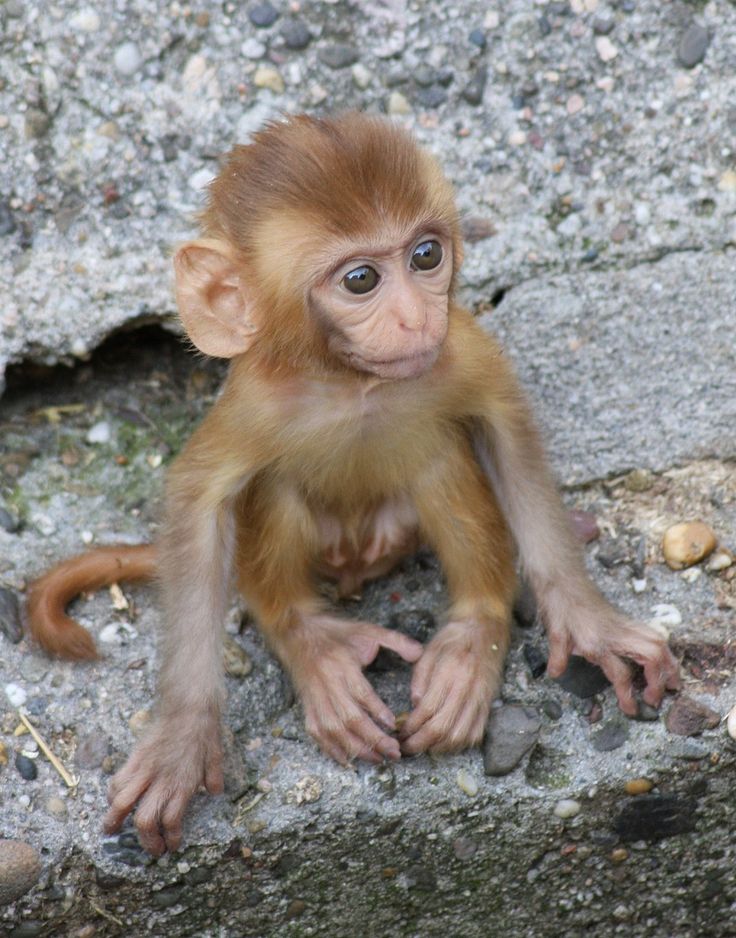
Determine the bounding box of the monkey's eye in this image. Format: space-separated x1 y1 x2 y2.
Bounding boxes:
410 240 443 271
342 265 380 295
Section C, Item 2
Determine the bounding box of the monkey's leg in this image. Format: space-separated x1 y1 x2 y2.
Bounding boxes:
234 483 422 764
401 442 516 754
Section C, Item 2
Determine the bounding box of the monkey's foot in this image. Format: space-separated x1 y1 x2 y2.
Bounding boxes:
103 715 223 856
544 594 681 715
400 618 506 755
282 614 422 765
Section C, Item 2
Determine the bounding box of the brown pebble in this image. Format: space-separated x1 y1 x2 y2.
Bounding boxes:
611 848 628 864
665 695 720 736
610 222 629 243
0 741 8 766
0 839 42 904
569 509 600 544
625 778 654 796
223 635 253 678
46 796 68 819
286 899 306 919
623 468 654 493
128 708 152 735
662 521 717 570
381 867 398 878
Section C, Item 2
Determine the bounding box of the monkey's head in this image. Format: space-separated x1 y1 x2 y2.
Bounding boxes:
174 113 462 380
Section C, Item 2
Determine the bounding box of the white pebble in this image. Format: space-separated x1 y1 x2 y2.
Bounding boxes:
98 623 123 644
114 42 143 76
727 705 736 740
554 799 581 819
456 769 479 797
18 794 31 809
32 513 57 536
189 167 216 191
241 38 266 59
70 8 101 32
351 63 372 89
648 603 682 628
5 683 27 707
631 578 647 593
680 567 702 583
634 203 651 226
81 530 94 545
595 36 618 63
707 551 732 572
387 91 411 116
87 421 111 444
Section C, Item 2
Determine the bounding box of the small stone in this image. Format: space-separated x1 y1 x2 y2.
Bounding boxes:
648 604 681 629
387 92 411 116
636 702 660 722
114 42 143 76
254 66 285 93
566 94 585 115
15 753 38 781
593 15 614 35
318 45 359 69
286 899 306 919
508 130 527 147
223 636 253 678
610 222 629 243
70 8 101 31
665 695 720 737
452 837 477 860
624 468 654 492
569 509 600 544
241 38 267 59
286 776 322 805
595 36 618 62
554 799 580 819
152 886 184 909
46 796 68 819
706 550 732 572
0 840 42 904
590 717 629 752
484 705 541 776
727 705 736 741
671 739 709 760
249 2 279 28
677 23 710 69
86 421 111 445
662 522 717 570
0 506 21 532
351 63 372 89
5 683 27 707
128 709 152 735
456 769 479 797
541 699 563 721
416 85 447 109
718 170 736 193
31 513 57 537
634 203 651 226
0 202 17 237
76 732 110 769
462 68 488 106
0 742 8 765
280 18 311 50
625 778 654 796
0 587 22 644
469 28 486 50
523 643 547 679
554 655 610 698
611 847 628 863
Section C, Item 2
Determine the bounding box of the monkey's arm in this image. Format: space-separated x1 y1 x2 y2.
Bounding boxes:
460 317 680 713
103 395 265 855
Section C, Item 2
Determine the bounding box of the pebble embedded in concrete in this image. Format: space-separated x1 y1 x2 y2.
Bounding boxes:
0 839 42 904
554 799 581 819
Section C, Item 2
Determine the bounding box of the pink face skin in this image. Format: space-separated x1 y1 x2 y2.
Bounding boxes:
311 230 454 381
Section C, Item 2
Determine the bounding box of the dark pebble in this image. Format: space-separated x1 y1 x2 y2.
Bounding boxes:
484 705 541 776
512 581 537 628
388 608 436 643
23 697 48 717
677 23 710 69
538 15 552 37
318 44 359 69
574 696 594 717
593 15 615 35
280 18 312 50
160 133 179 162
620 0 635 11
414 66 453 88
462 68 487 106
406 865 436 891
582 248 599 263
0 201 17 236
0 507 20 532
453 836 477 860
554 655 610 698
249 2 279 28
25 108 51 139
590 717 629 752
15 754 37 781
95 870 124 889
109 200 130 220
118 832 143 850
541 698 563 721
9 923 44 938
152 886 184 909
523 643 547 679
614 794 696 842
18 220 33 249
636 702 660 722
415 85 447 108
286 899 306 919
0 587 22 644
186 866 214 886
665 695 720 736
75 732 110 769
469 28 486 50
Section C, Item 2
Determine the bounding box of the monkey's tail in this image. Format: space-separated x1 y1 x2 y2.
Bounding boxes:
26 544 157 661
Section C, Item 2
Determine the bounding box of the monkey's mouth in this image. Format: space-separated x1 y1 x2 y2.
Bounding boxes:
357 348 439 379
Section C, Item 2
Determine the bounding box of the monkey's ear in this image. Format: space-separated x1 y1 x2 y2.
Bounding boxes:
173 239 259 358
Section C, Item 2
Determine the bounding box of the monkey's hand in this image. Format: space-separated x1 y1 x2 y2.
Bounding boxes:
283 615 423 765
401 619 505 755
544 594 681 715
103 714 223 856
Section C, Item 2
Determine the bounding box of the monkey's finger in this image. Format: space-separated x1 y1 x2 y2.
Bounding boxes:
103 775 151 834
409 651 438 706
205 759 225 795
598 654 637 716
362 623 423 664
545 631 573 679
402 676 464 741
134 796 168 857
640 652 681 707
341 729 388 764
161 793 191 853
350 674 396 731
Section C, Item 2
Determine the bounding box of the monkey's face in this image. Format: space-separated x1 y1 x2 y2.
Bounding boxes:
312 230 453 381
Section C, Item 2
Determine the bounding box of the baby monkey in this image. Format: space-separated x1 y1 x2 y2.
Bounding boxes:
28 113 680 855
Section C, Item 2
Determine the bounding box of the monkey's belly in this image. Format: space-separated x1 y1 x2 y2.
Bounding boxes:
315 496 420 598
